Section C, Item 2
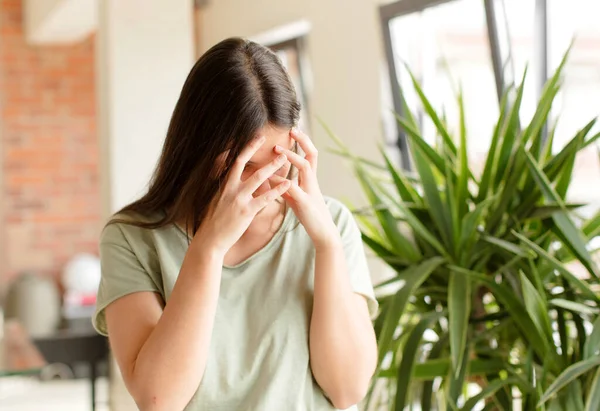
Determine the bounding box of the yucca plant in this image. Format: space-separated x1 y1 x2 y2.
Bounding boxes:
328 50 600 410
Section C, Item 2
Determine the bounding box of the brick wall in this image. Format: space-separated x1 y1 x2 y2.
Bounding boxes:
0 0 101 286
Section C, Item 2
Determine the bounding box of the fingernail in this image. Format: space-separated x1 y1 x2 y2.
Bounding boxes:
274 145 283 152
278 154 286 161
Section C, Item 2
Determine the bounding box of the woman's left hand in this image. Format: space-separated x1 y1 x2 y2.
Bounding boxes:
272 129 341 250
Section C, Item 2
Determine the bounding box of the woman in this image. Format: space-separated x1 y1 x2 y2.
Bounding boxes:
93 37 378 411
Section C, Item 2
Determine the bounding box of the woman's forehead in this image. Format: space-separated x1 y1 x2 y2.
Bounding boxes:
249 125 294 164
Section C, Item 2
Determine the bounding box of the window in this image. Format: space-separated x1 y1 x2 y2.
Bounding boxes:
381 0 600 208
494 0 538 120
381 0 497 173
270 38 311 131
498 0 600 209
548 0 600 209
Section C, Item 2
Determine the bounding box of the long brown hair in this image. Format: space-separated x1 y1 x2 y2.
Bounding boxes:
111 37 301 234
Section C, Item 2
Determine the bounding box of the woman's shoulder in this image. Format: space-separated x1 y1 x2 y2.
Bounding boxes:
100 211 165 247
323 196 354 224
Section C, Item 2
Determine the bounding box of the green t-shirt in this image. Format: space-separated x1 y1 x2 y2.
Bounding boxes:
93 197 378 411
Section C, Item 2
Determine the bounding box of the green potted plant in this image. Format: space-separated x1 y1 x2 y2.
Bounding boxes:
328 51 600 410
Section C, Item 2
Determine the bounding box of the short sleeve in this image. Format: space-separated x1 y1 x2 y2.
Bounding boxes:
328 198 379 317
93 223 162 336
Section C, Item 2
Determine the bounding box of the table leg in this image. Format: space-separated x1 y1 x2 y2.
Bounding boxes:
90 360 97 411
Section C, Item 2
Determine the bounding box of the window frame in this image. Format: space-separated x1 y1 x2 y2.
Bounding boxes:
268 37 312 131
380 0 549 168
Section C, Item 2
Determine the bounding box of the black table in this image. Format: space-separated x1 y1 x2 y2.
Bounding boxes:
33 324 109 411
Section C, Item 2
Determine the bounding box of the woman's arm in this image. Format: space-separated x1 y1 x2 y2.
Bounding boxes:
274 129 377 409
310 240 378 409
103 136 291 411
106 242 223 411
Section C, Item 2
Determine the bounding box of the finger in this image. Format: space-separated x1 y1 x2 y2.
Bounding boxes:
241 154 288 195
250 180 291 212
231 136 266 179
279 179 308 204
268 174 289 185
273 145 314 184
290 128 318 171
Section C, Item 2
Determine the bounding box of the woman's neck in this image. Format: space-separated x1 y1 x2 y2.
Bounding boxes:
245 200 286 235
223 200 286 266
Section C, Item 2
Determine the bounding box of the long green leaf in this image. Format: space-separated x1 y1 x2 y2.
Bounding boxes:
477 89 509 203
326 147 388 171
493 69 527 189
584 316 600 360
461 378 521 411
361 232 395 261
540 116 559 163
445 152 460 256
511 231 600 303
543 118 597 183
583 210 600 240
408 132 453 250
525 84 559 160
395 115 448 176
354 163 421 261
381 147 421 204
458 197 495 263
354 212 386 243
520 271 554 344
527 203 586 220
523 46 570 157
482 235 534 258
456 86 469 220
327 125 419 262
487 148 529 233
547 399 563 411
394 311 445 410
377 257 446 366
524 150 598 278
582 130 600 149
549 299 599 316
557 305 569 368
527 258 546 300
447 343 469 409
372 180 451 260
554 132 579 199
548 124 593 207
398 81 420 130
449 266 550 360
585 367 600 411
565 381 585 411
392 358 507 380
567 278 590 361
538 357 600 406
449 271 470 375
405 65 457 157
421 334 448 410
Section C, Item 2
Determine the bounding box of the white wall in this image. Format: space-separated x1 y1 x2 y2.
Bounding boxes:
24 0 97 44
199 0 386 206
97 0 195 216
96 2 195 409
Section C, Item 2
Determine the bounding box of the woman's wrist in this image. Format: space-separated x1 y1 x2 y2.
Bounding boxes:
313 224 343 253
189 230 227 262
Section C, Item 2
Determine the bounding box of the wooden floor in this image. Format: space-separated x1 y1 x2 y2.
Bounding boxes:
0 376 109 411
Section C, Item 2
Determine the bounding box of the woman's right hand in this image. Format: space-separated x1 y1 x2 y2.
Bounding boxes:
192 136 290 254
